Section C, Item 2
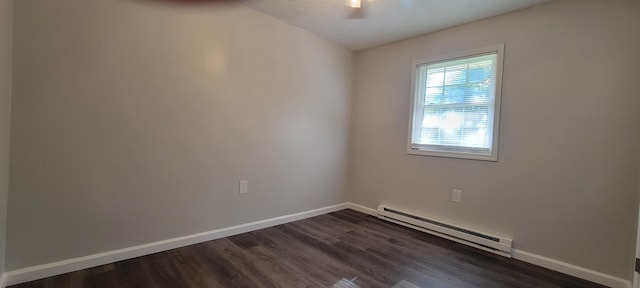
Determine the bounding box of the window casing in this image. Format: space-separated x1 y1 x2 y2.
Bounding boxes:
407 45 504 161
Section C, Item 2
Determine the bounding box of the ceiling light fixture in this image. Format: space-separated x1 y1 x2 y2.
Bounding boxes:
345 0 361 8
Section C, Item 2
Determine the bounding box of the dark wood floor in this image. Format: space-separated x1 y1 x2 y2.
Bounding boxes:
11 209 606 288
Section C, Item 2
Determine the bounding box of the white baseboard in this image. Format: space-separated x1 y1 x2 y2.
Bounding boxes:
4 202 633 288
0 272 6 288
348 202 632 288
512 249 631 288
345 202 377 215
5 203 349 286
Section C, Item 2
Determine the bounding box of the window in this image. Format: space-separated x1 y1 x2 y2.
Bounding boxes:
408 45 504 161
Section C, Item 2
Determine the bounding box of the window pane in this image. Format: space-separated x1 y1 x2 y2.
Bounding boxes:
425 87 443 104
419 107 459 146
466 83 491 103
443 85 466 104
468 61 492 83
417 106 490 148
461 106 489 148
426 69 444 87
410 47 502 160
444 65 467 85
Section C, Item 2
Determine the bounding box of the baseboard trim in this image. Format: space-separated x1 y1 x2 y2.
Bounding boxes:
348 202 631 288
512 249 631 288
0 272 7 288
5 203 349 286
345 202 377 215
5 202 632 288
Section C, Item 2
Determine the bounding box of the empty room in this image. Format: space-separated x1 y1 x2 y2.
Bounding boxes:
0 0 639 287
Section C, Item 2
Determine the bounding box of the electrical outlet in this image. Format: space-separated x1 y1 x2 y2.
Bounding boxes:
452 189 462 203
239 181 248 194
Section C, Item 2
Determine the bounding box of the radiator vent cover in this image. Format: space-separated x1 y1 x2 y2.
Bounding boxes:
377 205 513 257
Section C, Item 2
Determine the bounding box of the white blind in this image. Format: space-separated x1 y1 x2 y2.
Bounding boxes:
411 53 497 155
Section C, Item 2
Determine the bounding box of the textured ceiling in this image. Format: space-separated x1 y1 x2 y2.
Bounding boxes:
244 0 553 50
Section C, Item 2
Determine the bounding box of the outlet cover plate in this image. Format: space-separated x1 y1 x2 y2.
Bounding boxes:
239 181 248 194
452 189 462 203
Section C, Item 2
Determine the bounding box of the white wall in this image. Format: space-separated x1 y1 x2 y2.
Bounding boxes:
349 0 640 280
7 0 353 270
0 0 13 277
6 0 640 282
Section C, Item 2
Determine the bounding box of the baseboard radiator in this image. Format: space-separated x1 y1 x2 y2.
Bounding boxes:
377 205 513 257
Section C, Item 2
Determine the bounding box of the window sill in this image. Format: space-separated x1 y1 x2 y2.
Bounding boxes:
407 148 498 161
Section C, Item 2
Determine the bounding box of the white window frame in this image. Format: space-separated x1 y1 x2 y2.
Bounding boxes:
407 44 504 161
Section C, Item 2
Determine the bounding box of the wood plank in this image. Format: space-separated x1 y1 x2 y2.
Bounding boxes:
9 209 608 288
